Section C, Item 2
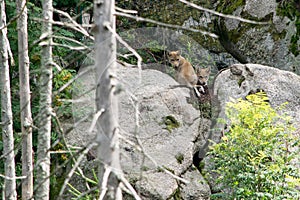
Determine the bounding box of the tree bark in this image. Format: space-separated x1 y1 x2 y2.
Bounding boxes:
35 0 53 199
0 1 17 199
16 0 34 199
94 0 122 199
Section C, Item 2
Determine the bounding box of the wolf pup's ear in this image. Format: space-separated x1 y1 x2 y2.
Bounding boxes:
206 66 211 73
175 50 181 55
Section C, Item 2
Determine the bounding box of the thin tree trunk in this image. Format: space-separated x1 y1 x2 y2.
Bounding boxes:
35 0 53 199
16 0 33 199
94 0 122 199
0 0 17 199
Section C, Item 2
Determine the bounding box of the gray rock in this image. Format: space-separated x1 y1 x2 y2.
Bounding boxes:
237 27 297 72
273 12 290 33
134 172 178 200
210 0 300 74
213 63 300 132
244 0 277 19
70 66 211 199
225 6 243 31
207 63 300 193
181 168 211 200
118 67 210 199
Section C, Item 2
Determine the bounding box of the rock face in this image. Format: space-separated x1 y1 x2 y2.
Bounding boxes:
219 0 300 73
244 0 277 19
118 67 211 199
117 0 300 74
70 66 211 199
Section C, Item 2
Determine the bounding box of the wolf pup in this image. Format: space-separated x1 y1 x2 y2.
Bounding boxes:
195 67 210 94
196 67 210 86
168 50 200 96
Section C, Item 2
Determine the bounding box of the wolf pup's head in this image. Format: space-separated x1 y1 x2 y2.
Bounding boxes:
196 67 211 86
168 50 182 69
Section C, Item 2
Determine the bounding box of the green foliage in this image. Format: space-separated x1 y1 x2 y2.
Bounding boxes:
177 36 214 68
277 0 300 56
67 169 99 199
290 34 299 57
6 0 43 133
171 187 183 200
199 101 212 119
3 0 92 198
162 115 180 132
118 46 166 66
175 153 184 164
207 92 300 199
217 0 245 14
53 69 76 118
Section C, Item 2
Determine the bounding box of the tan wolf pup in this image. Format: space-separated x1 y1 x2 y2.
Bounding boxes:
168 50 200 96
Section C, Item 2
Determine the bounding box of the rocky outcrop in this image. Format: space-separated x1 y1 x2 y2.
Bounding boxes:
69 66 211 199
244 0 277 19
205 63 300 194
213 64 300 126
208 63 300 167
118 0 300 74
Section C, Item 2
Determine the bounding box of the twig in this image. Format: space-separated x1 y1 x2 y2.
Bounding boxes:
51 42 90 51
115 6 138 14
58 106 105 197
49 61 62 71
179 0 269 25
58 142 98 197
118 174 142 200
52 35 92 50
6 37 15 66
56 105 106 197
32 18 93 40
97 163 142 200
74 186 98 200
98 165 112 200
53 66 94 96
53 8 93 40
52 112 91 192
88 109 105 133
49 150 78 154
0 174 26 180
0 0 27 31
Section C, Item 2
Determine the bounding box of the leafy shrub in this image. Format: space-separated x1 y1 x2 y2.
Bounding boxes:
207 92 300 199
53 69 76 118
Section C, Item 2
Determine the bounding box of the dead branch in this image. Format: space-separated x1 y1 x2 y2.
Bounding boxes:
115 11 219 39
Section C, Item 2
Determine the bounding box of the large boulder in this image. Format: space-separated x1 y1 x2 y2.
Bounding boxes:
208 63 300 167
69 66 211 199
118 67 211 199
205 63 300 195
213 64 300 126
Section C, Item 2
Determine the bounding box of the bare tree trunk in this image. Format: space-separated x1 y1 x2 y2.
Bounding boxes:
35 0 53 199
16 0 34 199
0 1 17 199
94 0 122 199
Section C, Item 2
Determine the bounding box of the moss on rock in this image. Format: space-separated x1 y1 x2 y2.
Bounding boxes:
162 115 180 132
